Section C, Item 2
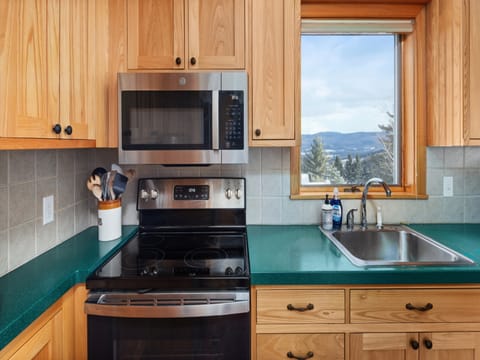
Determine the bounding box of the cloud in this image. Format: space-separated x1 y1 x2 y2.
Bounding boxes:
301 34 395 134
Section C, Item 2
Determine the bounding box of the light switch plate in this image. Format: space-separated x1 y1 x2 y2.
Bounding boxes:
443 176 453 197
43 195 54 225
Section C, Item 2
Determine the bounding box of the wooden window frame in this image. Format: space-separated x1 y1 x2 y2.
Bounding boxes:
290 1 429 200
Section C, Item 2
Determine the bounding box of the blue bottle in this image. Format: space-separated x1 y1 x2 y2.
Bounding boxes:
330 187 343 229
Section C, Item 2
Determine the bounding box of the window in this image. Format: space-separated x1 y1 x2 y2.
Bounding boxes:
301 32 401 187
290 3 428 199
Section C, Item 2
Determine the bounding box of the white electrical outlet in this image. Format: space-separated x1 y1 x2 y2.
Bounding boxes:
443 176 453 197
43 195 54 225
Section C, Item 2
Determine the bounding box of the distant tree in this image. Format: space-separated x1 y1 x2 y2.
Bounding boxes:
333 156 344 178
302 138 328 182
302 137 344 183
376 112 394 183
343 154 364 183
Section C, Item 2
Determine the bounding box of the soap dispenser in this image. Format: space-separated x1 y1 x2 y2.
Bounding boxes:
330 187 343 230
321 194 333 230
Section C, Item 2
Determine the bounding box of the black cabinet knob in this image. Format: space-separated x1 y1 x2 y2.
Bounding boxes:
190 57 196 65
410 340 419 350
424 339 433 349
64 125 73 135
175 57 182 65
52 124 62 134
255 129 261 137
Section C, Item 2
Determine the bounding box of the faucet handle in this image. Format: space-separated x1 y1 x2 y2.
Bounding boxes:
346 208 357 230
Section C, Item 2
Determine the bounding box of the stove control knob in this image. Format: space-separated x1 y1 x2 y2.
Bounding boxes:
150 189 159 200
225 267 234 276
235 189 242 199
235 266 244 275
140 189 149 200
225 188 233 199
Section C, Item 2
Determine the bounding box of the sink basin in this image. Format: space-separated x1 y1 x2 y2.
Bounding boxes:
321 225 475 267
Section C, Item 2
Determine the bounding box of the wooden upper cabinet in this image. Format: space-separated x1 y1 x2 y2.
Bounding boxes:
127 0 245 70
59 0 93 140
426 0 480 146
0 0 53 138
0 0 95 144
249 0 300 146
127 0 185 69
467 0 480 143
188 0 245 69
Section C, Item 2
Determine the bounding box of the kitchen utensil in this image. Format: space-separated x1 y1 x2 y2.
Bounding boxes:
124 169 136 181
111 163 124 175
112 172 129 199
101 172 110 201
92 167 107 178
91 184 103 201
107 170 117 200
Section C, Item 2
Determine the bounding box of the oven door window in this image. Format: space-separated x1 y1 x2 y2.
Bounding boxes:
121 91 212 150
88 313 250 360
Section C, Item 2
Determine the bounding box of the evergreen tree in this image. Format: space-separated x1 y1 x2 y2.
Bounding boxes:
301 137 328 182
302 137 344 183
333 156 344 178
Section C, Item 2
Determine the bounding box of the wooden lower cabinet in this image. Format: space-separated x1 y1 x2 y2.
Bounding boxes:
257 333 344 360
252 285 480 360
0 284 87 360
351 332 480 360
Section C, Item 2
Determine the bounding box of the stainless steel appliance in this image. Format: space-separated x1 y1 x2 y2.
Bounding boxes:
118 72 248 165
85 177 249 360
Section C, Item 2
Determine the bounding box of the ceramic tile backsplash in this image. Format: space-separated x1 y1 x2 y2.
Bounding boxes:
0 149 104 276
2 145 480 277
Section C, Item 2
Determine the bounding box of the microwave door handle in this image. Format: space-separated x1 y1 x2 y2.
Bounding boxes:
212 91 219 150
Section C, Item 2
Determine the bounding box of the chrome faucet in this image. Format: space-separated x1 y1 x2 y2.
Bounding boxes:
360 177 392 230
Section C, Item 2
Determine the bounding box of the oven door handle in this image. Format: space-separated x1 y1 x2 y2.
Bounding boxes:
85 292 249 319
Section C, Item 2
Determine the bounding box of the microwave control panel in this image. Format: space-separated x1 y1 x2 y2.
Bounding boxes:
219 91 244 150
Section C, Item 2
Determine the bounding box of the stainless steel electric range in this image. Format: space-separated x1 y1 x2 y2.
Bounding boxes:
85 177 250 360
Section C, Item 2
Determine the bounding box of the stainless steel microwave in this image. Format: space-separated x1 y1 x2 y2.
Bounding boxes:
118 72 248 165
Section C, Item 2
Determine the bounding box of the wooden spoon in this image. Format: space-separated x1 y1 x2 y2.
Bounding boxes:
91 184 103 201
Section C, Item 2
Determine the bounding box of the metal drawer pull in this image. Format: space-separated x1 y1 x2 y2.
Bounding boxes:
410 340 419 350
287 303 314 312
287 351 314 360
405 302 433 311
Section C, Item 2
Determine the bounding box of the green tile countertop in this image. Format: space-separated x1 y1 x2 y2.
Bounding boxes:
248 224 480 285
0 225 137 350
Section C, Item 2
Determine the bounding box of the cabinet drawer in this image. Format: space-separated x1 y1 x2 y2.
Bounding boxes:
257 333 345 360
256 289 345 324
350 289 480 323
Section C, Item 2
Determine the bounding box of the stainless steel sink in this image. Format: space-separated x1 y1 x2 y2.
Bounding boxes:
321 225 475 267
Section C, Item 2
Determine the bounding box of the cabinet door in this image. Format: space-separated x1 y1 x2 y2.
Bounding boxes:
468 0 480 142
8 311 63 360
426 0 467 146
420 332 480 360
59 0 93 140
257 334 344 360
91 0 127 148
350 333 418 360
0 0 57 138
187 0 244 69
127 0 185 69
250 0 299 146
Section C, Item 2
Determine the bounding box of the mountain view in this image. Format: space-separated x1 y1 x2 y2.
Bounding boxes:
301 131 384 159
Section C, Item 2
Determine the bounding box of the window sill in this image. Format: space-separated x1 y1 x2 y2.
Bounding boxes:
290 191 429 200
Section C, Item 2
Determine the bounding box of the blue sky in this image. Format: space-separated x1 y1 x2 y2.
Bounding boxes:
301 35 395 134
